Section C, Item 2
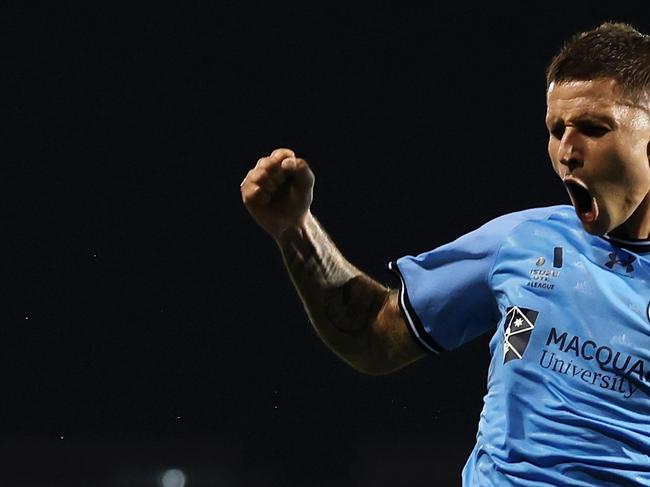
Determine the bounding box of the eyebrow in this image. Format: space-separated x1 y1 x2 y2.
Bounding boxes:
545 113 618 128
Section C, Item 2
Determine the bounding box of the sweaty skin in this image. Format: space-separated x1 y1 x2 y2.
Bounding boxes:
241 79 650 376
240 148 426 375
546 79 650 238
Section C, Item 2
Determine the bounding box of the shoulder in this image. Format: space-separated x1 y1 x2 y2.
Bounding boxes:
446 205 576 253
476 204 576 236
394 205 578 269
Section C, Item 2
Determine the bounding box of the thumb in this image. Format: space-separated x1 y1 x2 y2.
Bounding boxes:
281 157 314 188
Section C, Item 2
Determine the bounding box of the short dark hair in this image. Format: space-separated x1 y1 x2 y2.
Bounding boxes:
546 22 650 105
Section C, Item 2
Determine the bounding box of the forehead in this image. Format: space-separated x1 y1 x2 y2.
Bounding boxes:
546 79 624 118
545 79 650 126
545 80 650 131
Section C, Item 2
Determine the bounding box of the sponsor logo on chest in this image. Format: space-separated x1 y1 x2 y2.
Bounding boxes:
502 306 647 399
538 327 646 399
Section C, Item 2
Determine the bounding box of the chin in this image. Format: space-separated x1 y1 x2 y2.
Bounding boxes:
580 216 611 237
580 224 605 236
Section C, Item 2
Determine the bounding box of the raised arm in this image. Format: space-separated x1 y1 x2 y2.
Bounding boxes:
240 148 427 375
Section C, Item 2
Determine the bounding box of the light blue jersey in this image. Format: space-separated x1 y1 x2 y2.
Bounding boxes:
389 205 650 486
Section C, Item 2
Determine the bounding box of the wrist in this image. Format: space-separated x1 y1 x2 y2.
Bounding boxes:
274 210 314 248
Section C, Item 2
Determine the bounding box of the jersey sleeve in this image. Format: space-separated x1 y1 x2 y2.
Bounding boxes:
388 211 532 354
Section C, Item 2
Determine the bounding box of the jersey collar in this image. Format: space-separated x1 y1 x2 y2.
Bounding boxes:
601 234 650 254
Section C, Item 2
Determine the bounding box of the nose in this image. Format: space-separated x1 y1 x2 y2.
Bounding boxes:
557 128 583 172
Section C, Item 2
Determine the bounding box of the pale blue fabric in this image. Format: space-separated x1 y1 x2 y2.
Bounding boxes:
392 205 650 486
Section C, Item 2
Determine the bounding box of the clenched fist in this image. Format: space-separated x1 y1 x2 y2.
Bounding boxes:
240 148 315 241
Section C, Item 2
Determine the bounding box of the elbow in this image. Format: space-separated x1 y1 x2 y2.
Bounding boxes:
345 356 399 376
358 366 395 377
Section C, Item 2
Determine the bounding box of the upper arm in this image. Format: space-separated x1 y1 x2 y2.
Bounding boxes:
386 210 528 353
366 289 428 375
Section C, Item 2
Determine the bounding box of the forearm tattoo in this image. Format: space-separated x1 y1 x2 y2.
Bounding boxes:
278 216 387 339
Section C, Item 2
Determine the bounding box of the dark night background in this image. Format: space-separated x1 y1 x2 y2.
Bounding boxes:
2 3 648 486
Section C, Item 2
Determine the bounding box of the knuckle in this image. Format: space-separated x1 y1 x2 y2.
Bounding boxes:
248 168 265 182
295 157 309 169
271 147 295 159
243 184 261 198
251 188 270 203
260 157 281 171
251 186 268 200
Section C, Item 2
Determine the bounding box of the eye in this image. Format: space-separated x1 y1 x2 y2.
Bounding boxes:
548 124 564 139
579 124 609 137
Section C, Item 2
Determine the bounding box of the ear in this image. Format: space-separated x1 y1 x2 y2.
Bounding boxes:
645 101 650 163
647 122 650 164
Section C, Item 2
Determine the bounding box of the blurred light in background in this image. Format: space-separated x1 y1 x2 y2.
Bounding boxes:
161 468 186 487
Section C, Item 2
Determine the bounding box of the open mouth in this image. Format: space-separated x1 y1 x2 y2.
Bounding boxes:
564 179 598 223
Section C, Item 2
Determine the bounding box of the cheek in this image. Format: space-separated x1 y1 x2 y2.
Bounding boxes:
618 138 650 184
604 147 650 203
629 161 650 194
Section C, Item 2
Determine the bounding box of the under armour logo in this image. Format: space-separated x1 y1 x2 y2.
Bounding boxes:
605 252 635 273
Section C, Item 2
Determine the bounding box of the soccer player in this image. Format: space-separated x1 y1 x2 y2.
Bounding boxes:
240 22 650 485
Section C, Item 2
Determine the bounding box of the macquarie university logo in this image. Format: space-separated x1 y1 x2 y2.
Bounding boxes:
503 306 539 363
